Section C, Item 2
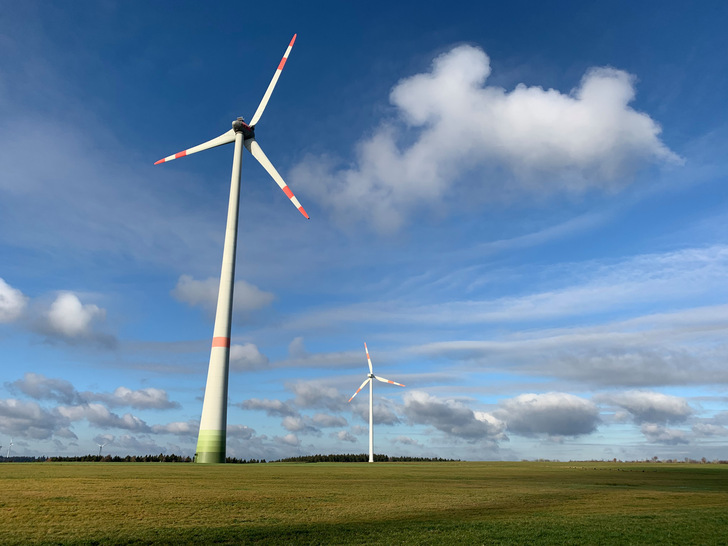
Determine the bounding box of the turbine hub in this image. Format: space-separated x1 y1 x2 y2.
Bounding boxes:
232 117 255 139
368 373 375 378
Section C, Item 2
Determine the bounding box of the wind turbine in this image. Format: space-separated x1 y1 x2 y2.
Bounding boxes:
97 443 107 457
6 439 13 459
155 35 308 464
347 343 405 463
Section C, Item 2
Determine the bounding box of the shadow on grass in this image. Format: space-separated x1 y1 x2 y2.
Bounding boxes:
53 508 728 545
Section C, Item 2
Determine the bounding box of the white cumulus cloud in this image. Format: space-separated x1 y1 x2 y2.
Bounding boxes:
291 45 680 232
596 390 693 424
275 433 300 447
45 292 105 338
333 430 357 443
402 391 506 441
8 373 80 405
496 392 600 437
240 398 298 417
86 386 180 410
640 423 689 445
0 398 71 439
0 278 27 322
57 403 150 432
230 343 270 371
151 421 198 437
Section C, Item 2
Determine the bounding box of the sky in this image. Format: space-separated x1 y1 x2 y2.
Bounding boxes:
1 1 727 462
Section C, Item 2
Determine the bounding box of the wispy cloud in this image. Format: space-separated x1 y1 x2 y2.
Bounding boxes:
8 373 180 410
282 245 728 331
172 275 275 317
411 303 728 388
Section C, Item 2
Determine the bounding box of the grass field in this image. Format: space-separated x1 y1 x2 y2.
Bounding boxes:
1 461 727 544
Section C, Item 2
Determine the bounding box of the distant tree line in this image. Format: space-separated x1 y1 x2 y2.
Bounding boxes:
50 454 193 463
0 454 192 463
4 454 725 464
0 453 458 463
226 457 266 464
0 454 267 463
272 453 460 463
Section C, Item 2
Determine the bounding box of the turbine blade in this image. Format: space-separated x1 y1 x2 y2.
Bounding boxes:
244 138 309 218
348 378 371 402
154 129 235 165
249 34 296 127
364 342 373 374
374 375 405 387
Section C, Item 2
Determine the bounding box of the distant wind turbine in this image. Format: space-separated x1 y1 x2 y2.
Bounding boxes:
97 443 107 457
6 439 13 459
154 35 308 464
347 343 405 463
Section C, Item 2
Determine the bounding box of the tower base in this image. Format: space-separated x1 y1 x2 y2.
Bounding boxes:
195 429 226 464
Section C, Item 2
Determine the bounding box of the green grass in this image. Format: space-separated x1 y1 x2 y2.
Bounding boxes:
1 461 727 544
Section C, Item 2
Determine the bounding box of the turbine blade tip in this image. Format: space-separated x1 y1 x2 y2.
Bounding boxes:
154 159 164 165
290 34 297 46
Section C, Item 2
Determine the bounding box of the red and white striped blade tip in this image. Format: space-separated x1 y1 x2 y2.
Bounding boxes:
348 378 370 402
154 151 186 165
248 33 298 127
365 347 373 373
244 138 310 219
375 375 405 387
154 130 235 165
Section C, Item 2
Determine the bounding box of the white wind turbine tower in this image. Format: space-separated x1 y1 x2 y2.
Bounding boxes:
348 343 405 463
155 35 308 464
6 439 13 459
97 443 107 457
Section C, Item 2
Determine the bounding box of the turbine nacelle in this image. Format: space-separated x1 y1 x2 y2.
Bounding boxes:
233 117 255 140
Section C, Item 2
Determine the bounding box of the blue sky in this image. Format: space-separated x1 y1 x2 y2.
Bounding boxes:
1 1 727 461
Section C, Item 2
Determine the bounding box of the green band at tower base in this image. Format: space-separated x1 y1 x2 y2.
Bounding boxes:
195 429 226 464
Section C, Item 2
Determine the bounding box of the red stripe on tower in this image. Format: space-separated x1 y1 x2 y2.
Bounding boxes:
212 337 230 348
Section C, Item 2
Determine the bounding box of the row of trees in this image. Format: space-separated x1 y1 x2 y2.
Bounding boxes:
0 453 458 463
0 454 269 463
47 454 193 463
273 453 460 463
7 454 722 464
